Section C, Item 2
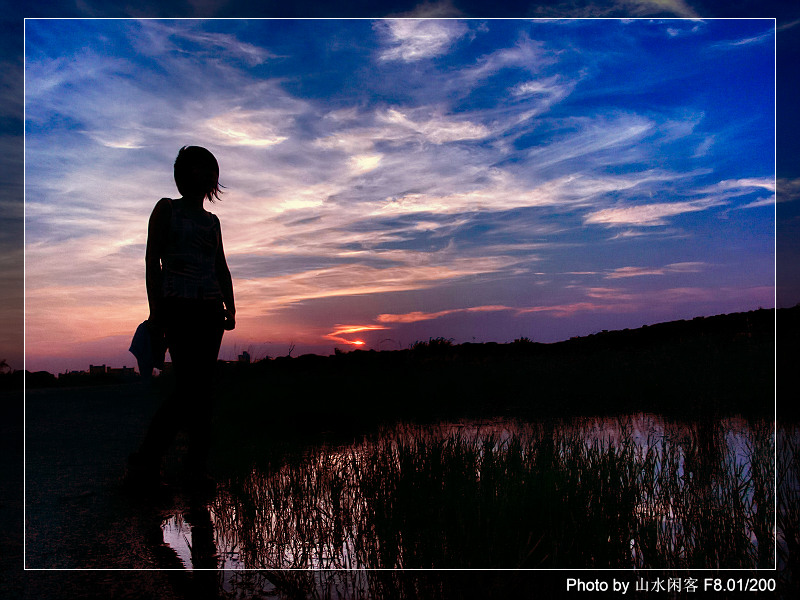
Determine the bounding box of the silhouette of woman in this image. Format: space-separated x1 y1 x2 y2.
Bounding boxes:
126 146 235 491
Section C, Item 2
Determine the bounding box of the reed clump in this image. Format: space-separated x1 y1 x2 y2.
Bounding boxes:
778 423 800 590
210 417 774 571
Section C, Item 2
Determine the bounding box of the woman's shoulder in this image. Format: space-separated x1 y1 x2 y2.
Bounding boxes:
149 197 173 223
206 209 221 226
154 197 174 211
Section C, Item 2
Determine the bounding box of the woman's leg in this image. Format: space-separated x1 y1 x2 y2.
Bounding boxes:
166 299 224 477
127 299 223 486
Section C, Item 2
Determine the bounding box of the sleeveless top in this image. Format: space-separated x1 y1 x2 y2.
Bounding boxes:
160 198 224 301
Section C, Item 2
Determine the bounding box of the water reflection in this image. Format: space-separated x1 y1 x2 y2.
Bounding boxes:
778 424 800 580
160 504 219 570
161 516 192 568
157 414 776 571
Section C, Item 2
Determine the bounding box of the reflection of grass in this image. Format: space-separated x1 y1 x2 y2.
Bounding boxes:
211 418 774 571
778 424 800 591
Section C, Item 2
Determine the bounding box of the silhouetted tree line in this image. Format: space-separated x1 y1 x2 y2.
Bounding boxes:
212 308 777 440
11 308 781 415
1 367 139 391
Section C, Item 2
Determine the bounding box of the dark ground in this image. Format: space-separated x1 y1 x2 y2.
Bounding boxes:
3 384 187 597
23 382 178 569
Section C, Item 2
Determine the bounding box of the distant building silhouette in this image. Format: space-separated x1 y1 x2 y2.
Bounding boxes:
86 364 136 377
107 366 136 377
238 350 251 364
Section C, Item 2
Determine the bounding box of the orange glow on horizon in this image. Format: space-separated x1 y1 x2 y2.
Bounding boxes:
324 324 387 346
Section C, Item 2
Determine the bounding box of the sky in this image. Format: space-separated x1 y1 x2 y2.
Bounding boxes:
22 17 776 374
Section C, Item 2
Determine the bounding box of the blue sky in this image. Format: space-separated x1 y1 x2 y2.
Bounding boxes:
24 18 775 372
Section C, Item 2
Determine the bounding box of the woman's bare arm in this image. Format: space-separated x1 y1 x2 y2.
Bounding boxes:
215 222 236 327
145 198 171 326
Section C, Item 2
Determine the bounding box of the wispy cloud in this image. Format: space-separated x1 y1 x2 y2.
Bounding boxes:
639 0 699 17
370 281 738 328
460 33 555 84
716 29 775 48
582 176 774 227
511 74 573 99
777 18 800 33
605 262 707 278
375 19 468 62
374 169 675 217
530 0 699 18
325 324 388 345
737 197 775 210
134 20 276 66
584 198 723 227
390 0 464 18
312 107 491 159
377 304 513 324
375 301 615 324
233 253 523 314
777 178 800 203
205 107 291 147
379 108 490 143
521 113 655 171
702 178 775 193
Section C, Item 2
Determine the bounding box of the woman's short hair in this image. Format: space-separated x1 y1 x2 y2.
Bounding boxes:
174 146 223 202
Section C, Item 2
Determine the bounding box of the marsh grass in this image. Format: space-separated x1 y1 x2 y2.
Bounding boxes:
778 424 800 590
208 416 774 571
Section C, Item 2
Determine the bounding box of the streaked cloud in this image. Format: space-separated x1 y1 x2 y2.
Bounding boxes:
737 197 776 210
584 198 724 227
313 107 491 156
702 177 775 193
377 305 513 324
605 262 707 278
369 281 736 328
325 324 389 345
391 1 464 18
379 108 491 143
460 33 554 84
134 20 276 66
777 18 800 33
713 28 775 48
376 19 468 61
635 0 699 17
233 253 522 314
511 74 574 101
777 178 800 203
205 108 290 147
530 0 699 18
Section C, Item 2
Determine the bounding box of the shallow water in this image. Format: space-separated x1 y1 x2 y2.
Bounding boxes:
23 387 784 575
158 413 777 571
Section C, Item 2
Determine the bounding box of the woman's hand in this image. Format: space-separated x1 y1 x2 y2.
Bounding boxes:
147 310 165 336
223 308 236 331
